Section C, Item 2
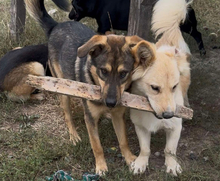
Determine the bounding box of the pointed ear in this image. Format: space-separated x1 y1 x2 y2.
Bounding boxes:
77 35 107 58
174 48 191 76
131 40 156 68
173 47 191 63
163 47 180 57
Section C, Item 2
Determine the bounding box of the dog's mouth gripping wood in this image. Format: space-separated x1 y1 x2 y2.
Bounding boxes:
26 75 193 120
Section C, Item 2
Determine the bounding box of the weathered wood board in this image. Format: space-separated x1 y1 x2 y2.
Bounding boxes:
26 75 193 120
10 0 26 41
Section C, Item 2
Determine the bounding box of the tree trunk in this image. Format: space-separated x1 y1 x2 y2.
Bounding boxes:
10 0 26 41
128 0 155 42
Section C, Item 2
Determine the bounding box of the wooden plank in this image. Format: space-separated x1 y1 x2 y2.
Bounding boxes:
26 75 193 120
10 0 26 41
128 0 155 41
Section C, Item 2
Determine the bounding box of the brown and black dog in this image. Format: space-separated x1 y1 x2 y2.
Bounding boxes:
25 0 155 175
0 44 50 102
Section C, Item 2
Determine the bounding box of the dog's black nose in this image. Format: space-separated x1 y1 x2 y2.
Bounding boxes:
105 98 117 108
162 111 174 119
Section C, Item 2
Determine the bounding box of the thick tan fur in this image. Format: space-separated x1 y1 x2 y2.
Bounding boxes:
151 0 191 106
4 62 45 102
130 0 191 176
152 0 192 54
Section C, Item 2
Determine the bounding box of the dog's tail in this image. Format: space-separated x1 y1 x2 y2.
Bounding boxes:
151 0 192 53
25 0 70 37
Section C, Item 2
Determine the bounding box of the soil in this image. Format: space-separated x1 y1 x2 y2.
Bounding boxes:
1 47 220 179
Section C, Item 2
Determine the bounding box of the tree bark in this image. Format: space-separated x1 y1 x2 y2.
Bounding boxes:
128 0 155 42
10 0 26 41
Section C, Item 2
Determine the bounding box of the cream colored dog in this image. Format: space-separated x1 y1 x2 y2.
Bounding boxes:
130 0 191 176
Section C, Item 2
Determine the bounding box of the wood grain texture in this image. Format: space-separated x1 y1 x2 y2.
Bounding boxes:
10 0 26 41
26 75 193 120
128 0 155 41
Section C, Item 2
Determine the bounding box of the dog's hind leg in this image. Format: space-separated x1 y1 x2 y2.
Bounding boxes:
49 59 81 144
83 100 108 176
111 107 136 166
130 125 151 174
181 7 206 56
189 28 206 56
4 62 45 102
164 119 182 176
60 95 81 144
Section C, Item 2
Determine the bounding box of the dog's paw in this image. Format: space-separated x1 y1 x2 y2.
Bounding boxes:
130 156 149 174
96 163 108 176
165 157 182 176
31 92 45 101
69 132 81 145
125 154 137 165
200 48 206 56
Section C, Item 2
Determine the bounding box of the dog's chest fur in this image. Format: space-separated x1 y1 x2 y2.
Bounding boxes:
74 56 94 84
131 110 182 133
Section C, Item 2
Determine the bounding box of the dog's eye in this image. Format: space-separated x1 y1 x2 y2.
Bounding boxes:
100 68 108 76
151 85 160 92
119 71 128 79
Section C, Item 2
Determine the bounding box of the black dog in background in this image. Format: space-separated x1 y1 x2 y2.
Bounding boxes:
0 44 50 102
69 0 206 55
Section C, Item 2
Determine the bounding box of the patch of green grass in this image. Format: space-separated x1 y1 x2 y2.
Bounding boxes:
0 129 72 180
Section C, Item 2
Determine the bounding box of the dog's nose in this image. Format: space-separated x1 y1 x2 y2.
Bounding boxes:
162 111 174 119
105 98 117 108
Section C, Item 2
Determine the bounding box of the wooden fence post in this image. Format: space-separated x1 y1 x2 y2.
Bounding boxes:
10 0 26 41
128 0 155 42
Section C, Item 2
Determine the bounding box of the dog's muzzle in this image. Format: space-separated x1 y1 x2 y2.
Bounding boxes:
146 96 174 119
153 111 174 119
105 97 117 108
162 111 174 119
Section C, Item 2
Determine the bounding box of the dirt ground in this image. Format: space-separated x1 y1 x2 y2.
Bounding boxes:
179 48 220 179
0 0 219 180
1 45 220 180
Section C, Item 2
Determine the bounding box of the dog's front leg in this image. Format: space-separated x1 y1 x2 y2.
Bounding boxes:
60 95 81 144
111 107 136 166
84 101 108 176
130 125 151 174
164 119 182 176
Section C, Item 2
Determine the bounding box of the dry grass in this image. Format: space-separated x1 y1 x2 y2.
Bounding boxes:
194 0 220 34
0 0 220 180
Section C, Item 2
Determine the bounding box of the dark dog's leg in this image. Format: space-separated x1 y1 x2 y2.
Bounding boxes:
49 59 81 144
48 58 59 78
181 7 206 56
190 29 206 56
83 100 108 175
111 107 136 165
61 95 81 144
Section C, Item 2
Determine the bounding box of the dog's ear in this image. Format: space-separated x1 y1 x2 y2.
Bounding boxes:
77 35 107 58
162 46 191 78
173 48 191 77
125 35 143 48
132 40 156 68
